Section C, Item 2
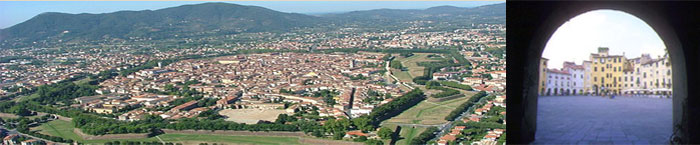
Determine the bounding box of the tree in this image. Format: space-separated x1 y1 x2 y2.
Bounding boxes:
378 127 393 139
312 129 323 137
352 116 374 132
333 131 346 140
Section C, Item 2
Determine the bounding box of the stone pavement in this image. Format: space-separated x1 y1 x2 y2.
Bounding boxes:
532 95 672 145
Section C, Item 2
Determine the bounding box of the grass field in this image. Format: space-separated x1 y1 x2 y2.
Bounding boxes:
396 53 440 78
391 53 440 82
382 94 472 125
392 68 413 83
32 120 301 145
395 127 426 145
33 120 83 142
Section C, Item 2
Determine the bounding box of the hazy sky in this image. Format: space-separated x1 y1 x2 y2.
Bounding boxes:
542 10 667 69
0 1 504 29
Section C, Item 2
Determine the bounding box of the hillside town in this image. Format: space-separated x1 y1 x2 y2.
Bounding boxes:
0 24 504 97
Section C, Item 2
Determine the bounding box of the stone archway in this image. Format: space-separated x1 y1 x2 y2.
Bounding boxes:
507 1 697 144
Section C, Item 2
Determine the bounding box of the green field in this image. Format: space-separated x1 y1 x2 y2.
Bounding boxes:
398 53 440 78
395 127 426 145
32 120 301 145
33 120 84 142
382 93 473 125
391 53 440 82
392 68 413 83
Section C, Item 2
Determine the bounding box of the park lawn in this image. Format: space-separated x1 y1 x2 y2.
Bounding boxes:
382 95 471 125
32 120 301 145
32 120 85 142
395 127 426 145
395 53 440 78
392 68 413 83
80 133 300 144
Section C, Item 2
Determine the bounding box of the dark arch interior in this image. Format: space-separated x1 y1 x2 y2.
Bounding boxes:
507 1 700 144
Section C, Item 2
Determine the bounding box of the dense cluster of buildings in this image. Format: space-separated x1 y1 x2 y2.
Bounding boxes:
78 52 404 121
0 24 505 98
539 47 672 96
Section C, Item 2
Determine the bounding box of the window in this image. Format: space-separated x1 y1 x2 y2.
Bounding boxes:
602 68 605 72
594 77 597 82
594 67 597 72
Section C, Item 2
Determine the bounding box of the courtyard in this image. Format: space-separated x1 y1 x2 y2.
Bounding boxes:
533 95 672 144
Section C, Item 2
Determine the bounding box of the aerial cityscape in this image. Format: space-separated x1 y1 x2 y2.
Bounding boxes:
0 2 505 145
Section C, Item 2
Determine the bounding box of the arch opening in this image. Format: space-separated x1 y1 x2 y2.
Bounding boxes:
534 9 675 144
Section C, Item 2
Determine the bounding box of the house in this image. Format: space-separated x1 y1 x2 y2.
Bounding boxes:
345 130 369 138
475 108 485 115
21 139 41 145
433 73 449 80
93 107 116 114
216 96 239 108
171 100 198 112
3 134 18 145
440 135 456 142
494 129 504 134
484 134 499 141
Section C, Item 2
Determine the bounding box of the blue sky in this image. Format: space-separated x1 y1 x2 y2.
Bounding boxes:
542 10 667 69
0 1 504 29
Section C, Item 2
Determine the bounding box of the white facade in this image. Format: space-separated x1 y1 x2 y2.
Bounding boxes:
622 54 672 95
545 69 572 96
563 62 585 95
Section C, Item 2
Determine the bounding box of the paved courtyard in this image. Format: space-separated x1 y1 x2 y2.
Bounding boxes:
533 95 672 145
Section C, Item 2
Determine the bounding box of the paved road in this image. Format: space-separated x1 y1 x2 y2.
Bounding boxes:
532 95 672 145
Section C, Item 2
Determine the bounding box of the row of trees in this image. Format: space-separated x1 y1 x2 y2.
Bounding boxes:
413 50 471 85
367 89 425 125
390 60 405 70
33 81 98 105
425 81 461 98
438 81 473 91
445 91 488 121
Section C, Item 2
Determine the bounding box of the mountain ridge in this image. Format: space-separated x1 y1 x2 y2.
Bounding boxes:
0 2 505 44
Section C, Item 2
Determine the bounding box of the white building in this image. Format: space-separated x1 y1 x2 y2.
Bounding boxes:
545 68 572 96
622 53 672 95
562 62 585 95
